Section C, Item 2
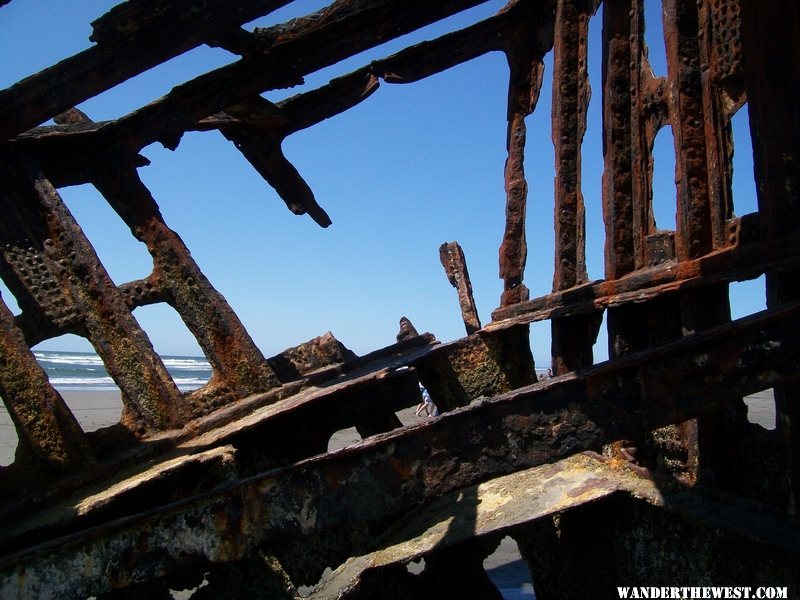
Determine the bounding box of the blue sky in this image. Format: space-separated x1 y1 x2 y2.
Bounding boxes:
1 0 764 367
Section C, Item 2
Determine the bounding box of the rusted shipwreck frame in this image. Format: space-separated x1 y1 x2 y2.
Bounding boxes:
0 0 799 597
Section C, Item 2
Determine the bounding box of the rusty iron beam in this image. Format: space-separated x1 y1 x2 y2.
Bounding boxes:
599 0 668 272
498 2 554 307
413 326 536 412
14 4 510 144
700 0 745 250
117 276 171 310
550 0 602 374
0 297 91 474
10 2 524 229
9 108 282 410
664 0 714 261
0 339 430 546
0 0 492 145
602 0 640 281
98 0 491 153
311 452 800 599
219 127 334 227
552 0 595 293
237 0 520 130
2 300 798 597
0 0 294 141
9 1 497 227
367 0 522 84
600 0 675 359
90 160 282 409
0 341 433 551
15 0 520 147
210 2 529 224
439 242 482 335
0 152 186 432
309 453 647 598
740 0 800 518
208 71 378 227
0 370 422 561
88 0 282 45
0 446 240 558
664 0 744 481
489 219 799 326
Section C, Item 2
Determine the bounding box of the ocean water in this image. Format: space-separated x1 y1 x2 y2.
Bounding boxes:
34 350 212 392
0 352 211 466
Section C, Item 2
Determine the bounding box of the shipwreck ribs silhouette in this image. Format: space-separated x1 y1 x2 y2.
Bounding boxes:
0 0 799 598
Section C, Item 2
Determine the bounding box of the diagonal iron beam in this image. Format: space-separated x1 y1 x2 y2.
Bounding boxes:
97 0 492 152
0 0 294 141
2 300 799 597
10 0 507 228
14 0 525 151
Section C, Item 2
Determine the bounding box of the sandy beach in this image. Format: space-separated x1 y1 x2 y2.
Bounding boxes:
0 389 778 598
0 390 124 467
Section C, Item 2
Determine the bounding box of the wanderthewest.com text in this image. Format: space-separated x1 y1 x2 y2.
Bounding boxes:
617 587 788 599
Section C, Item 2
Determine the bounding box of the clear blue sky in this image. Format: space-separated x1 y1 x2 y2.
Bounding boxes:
0 0 763 367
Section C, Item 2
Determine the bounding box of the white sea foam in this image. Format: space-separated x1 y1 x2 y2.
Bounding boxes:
161 357 212 370
36 352 210 369
172 378 208 390
35 352 105 366
50 377 207 392
35 351 211 391
49 377 115 386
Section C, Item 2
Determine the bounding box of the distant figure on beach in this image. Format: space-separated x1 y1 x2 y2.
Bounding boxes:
416 383 435 417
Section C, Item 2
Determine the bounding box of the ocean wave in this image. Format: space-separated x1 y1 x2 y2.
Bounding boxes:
33 351 211 369
36 352 210 371
51 377 209 392
35 352 105 366
37 351 211 392
161 357 211 371
50 377 115 386
173 377 209 387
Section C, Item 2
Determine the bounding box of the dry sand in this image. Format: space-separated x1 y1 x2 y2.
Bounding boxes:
1 390 125 467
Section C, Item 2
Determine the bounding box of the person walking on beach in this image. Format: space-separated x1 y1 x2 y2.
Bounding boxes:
416 382 435 417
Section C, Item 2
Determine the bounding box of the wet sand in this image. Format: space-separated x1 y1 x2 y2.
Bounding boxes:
0 389 778 598
742 389 777 429
0 390 124 467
